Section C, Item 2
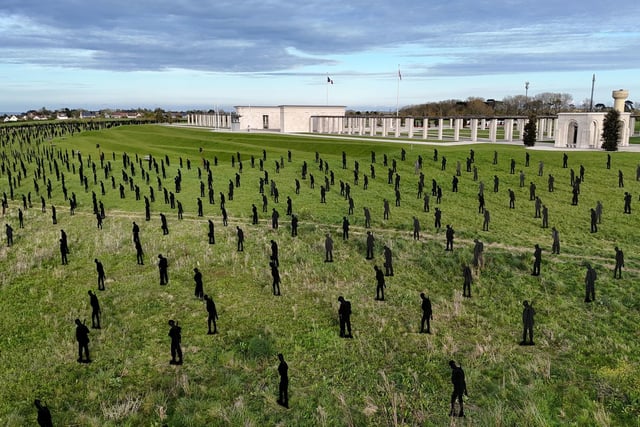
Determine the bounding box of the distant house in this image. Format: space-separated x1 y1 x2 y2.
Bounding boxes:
80 111 98 119
56 114 69 120
3 115 18 122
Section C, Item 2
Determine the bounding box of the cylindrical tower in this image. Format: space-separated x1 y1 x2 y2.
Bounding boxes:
612 89 629 113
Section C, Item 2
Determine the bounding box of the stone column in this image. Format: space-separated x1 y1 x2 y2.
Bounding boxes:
395 118 401 138
408 118 414 138
453 118 461 141
422 117 428 139
470 118 478 142
537 118 544 139
437 118 444 140
370 118 376 136
489 119 497 142
516 119 525 139
630 117 637 136
481 118 487 130
504 119 514 141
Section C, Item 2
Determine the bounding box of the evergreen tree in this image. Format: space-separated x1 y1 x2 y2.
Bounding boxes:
601 109 621 151
523 115 537 147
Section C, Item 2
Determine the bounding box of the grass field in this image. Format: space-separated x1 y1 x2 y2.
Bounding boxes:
1 124 639 426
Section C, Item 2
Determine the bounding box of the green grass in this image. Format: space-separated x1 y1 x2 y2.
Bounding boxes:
1 124 640 426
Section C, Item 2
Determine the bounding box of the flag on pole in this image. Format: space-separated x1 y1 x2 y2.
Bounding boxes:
327 76 334 84
398 68 402 80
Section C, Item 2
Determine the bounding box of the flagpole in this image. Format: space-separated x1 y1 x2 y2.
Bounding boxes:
589 74 595 112
396 65 400 118
326 73 329 106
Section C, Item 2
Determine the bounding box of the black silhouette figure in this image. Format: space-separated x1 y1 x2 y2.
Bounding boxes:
366 231 375 260
95 259 105 290
277 353 289 408
160 213 169 235
34 399 53 427
193 268 204 299
75 318 91 363
520 300 535 345
88 290 101 329
208 219 215 244
5 223 13 247
158 254 169 285
473 239 484 269
168 319 183 365
59 239 68 265
551 228 560 254
584 263 597 303
462 265 473 297
383 245 394 276
482 209 490 231
532 244 542 276
449 360 468 417
445 225 454 251
135 239 144 265
338 296 352 338
270 240 279 267
132 221 140 244
413 216 420 240
623 192 632 214
374 265 385 301
420 293 432 333
614 246 624 279
205 294 218 334
291 215 298 237
270 261 281 296
237 226 244 251
342 217 349 240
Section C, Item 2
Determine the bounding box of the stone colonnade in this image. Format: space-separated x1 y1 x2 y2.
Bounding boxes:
310 116 559 143
187 114 232 128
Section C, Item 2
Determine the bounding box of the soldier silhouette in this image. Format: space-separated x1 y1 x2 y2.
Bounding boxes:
132 221 140 244
551 228 560 254
291 214 298 237
449 360 468 417
623 192 632 214
324 234 333 262
277 353 289 408
590 208 598 233
75 318 91 363
204 294 218 334
194 268 204 299
413 216 420 240
88 290 101 329
445 225 454 251
420 293 432 333
168 319 183 365
532 244 542 276
342 216 349 240
614 246 624 279
520 300 535 345
366 231 375 260
270 240 280 267
482 209 490 231
462 265 473 297
160 213 169 235
383 245 394 276
493 175 499 192
338 296 352 338
585 263 597 302
237 227 244 251
541 205 548 228
158 254 169 285
271 261 281 296
5 223 13 247
473 239 484 269
95 259 106 290
434 207 442 229
374 265 385 301
135 239 144 265
208 219 215 244
34 399 53 427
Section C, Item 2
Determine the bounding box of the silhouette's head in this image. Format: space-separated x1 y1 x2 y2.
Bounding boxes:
523 300 529 307
88 290 93 296
420 292 425 299
75 318 81 326
278 353 284 362
194 268 198 273
338 296 344 303
449 360 456 369
168 319 175 326
158 254 162 258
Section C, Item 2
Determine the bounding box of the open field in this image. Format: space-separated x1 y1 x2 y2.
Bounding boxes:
1 124 639 426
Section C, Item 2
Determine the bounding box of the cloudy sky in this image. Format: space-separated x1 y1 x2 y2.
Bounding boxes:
1 0 639 112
